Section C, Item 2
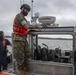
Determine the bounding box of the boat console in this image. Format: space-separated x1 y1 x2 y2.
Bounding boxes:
28 26 76 75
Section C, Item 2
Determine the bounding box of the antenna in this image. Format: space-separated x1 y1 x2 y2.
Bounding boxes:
20 0 22 6
23 0 25 3
20 0 25 6
31 0 34 23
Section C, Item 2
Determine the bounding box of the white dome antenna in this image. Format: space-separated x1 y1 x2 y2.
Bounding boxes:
38 16 56 24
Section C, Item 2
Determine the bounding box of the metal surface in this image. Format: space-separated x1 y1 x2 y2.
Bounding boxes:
28 26 75 75
29 26 76 35
28 60 74 75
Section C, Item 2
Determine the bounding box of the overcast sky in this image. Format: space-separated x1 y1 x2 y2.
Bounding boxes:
0 0 76 36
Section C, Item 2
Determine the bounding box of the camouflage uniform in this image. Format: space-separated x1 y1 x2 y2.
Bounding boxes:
12 12 31 75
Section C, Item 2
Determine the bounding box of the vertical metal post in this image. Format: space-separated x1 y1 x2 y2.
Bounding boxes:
36 35 38 49
31 35 35 59
31 0 34 23
20 0 22 6
23 0 25 4
20 0 25 6
73 32 76 75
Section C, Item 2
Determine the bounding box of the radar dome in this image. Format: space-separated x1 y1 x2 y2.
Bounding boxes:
38 16 56 24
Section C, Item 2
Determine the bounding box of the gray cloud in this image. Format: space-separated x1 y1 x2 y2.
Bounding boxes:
0 0 76 35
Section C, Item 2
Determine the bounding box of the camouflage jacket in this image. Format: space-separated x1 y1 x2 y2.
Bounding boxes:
12 12 27 41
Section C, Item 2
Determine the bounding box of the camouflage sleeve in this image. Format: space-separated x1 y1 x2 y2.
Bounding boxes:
15 13 27 26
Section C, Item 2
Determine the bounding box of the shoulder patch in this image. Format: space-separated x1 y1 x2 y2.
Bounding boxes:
21 20 27 25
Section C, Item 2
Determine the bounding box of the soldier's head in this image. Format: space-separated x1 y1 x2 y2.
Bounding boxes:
0 31 4 40
20 4 30 16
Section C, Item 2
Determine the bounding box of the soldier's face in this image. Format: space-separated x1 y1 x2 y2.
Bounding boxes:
23 9 29 16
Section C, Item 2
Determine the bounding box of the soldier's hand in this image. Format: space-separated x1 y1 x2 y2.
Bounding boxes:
36 25 43 29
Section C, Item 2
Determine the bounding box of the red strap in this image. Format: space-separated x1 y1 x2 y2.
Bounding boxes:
0 72 11 75
2 39 6 47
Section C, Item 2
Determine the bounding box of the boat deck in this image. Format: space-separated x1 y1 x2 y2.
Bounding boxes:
1 60 74 75
2 63 17 75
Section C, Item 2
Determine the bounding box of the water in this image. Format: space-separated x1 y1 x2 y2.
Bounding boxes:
6 37 73 54
38 38 73 50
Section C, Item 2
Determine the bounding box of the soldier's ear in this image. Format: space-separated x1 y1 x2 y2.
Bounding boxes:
22 8 24 10
21 8 24 12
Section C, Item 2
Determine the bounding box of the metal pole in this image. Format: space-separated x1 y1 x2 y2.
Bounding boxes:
31 0 34 23
20 0 25 7
23 0 25 4
20 0 22 6
22 0 24 4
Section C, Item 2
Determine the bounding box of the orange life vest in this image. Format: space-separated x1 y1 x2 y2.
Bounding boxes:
13 18 28 36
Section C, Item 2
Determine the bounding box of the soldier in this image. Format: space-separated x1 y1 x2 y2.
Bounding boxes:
0 31 12 72
12 4 42 75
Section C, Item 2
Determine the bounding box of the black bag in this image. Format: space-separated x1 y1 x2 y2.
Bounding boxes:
41 47 48 61
34 45 41 60
7 56 11 63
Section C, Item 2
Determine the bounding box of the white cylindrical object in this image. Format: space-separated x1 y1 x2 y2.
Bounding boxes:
38 16 56 24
